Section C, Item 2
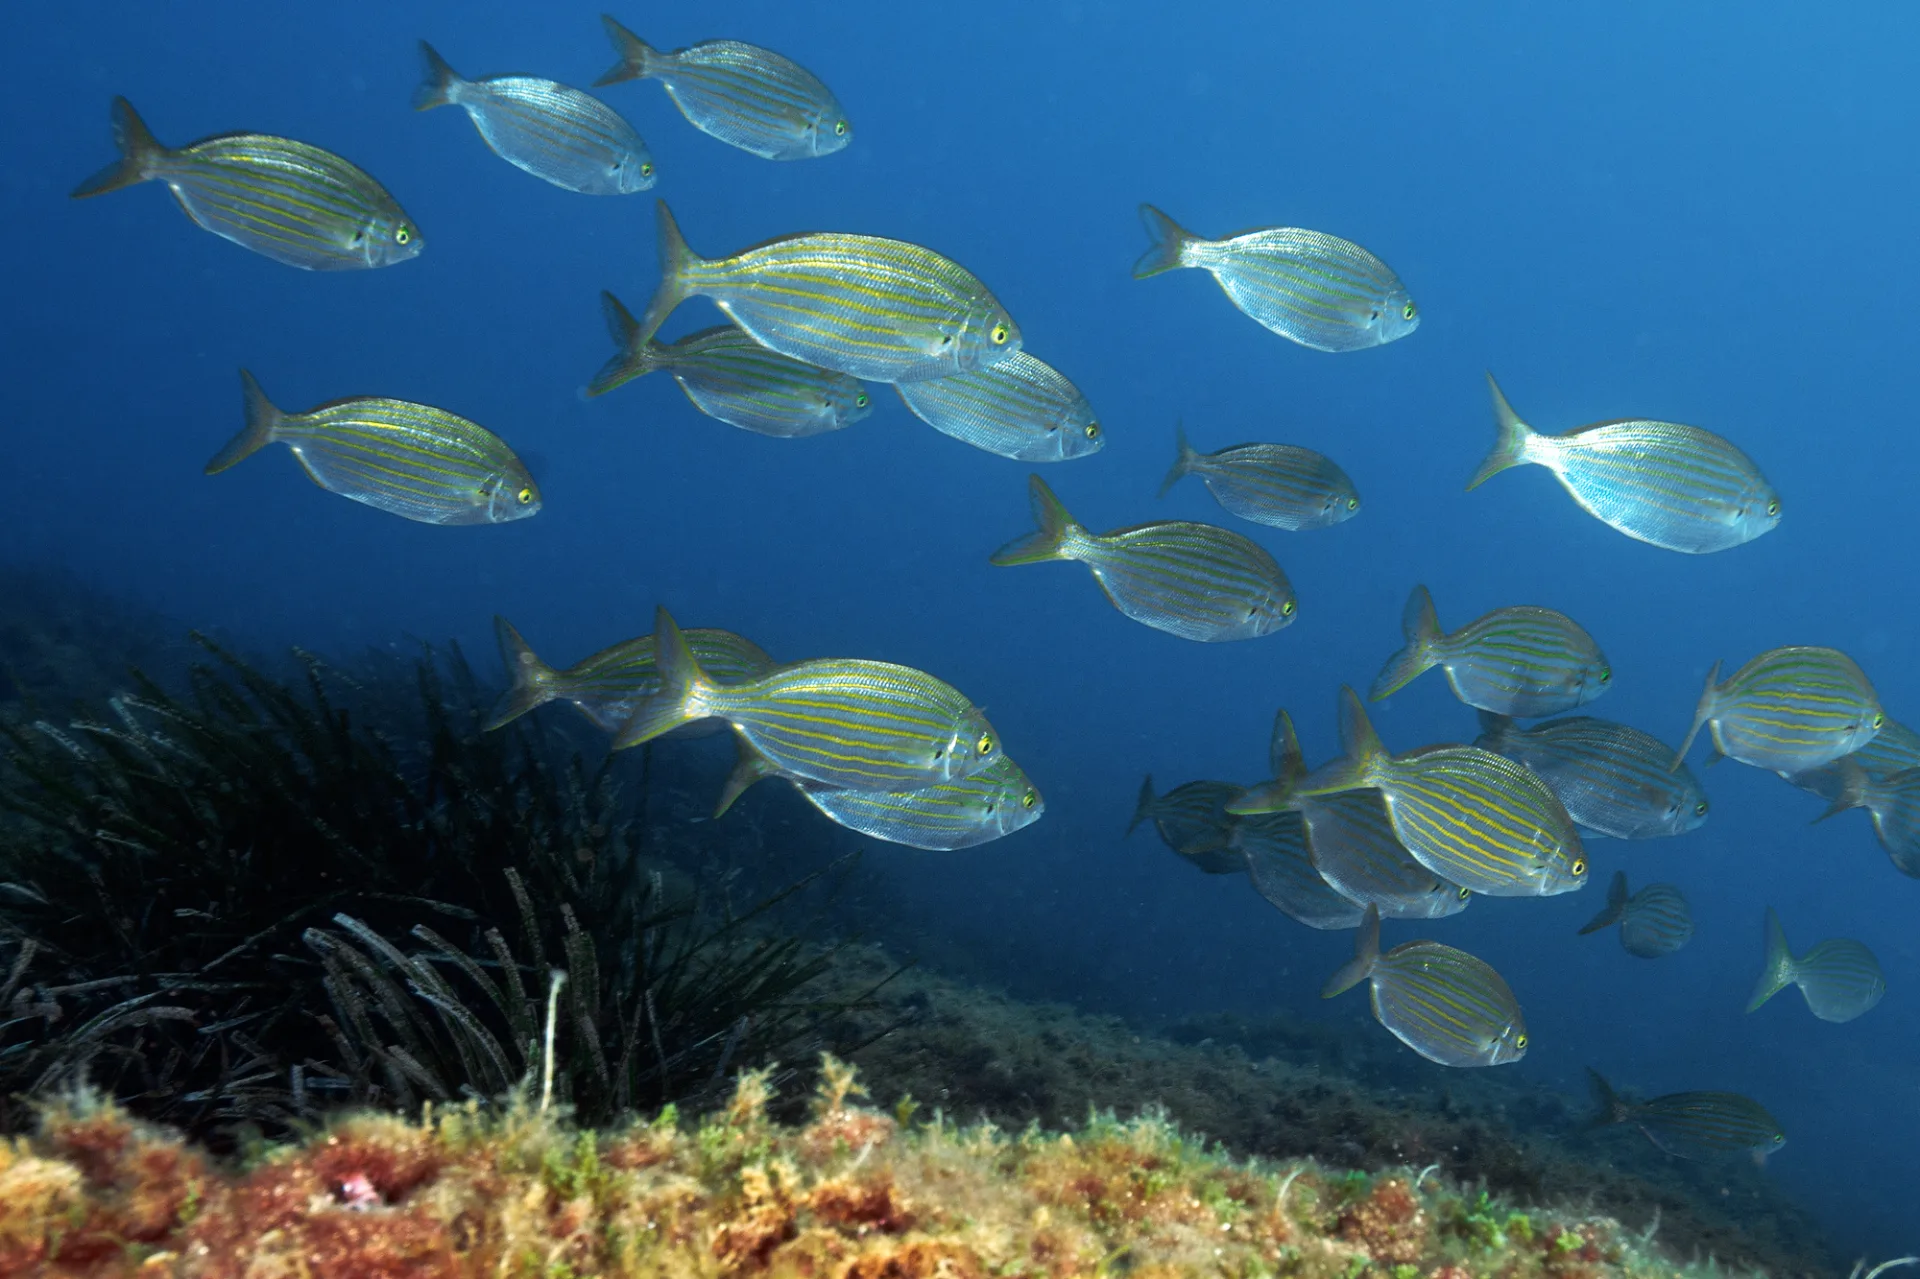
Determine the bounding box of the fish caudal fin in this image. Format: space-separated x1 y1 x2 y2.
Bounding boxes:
1745 907 1797 1014
1296 686 1387 799
585 290 661 397
411 41 464 111
1157 419 1198 498
1466 372 1540 490
1322 904 1382 998
483 617 561 731
205 370 284 474
1475 709 1516 750
1583 1068 1630 1129
715 732 778 818
1670 661 1723 772
990 474 1083 567
634 200 700 347
1131 204 1195 279
1811 756 1869 824
71 96 165 199
1127 775 1157 835
1577 870 1630 935
613 607 714 749
1370 584 1443 701
595 14 659 86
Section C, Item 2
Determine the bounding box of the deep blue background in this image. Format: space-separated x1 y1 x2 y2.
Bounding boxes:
7 0 1917 1255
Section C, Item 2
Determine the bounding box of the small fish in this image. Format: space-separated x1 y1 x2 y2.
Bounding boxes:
205 371 537 525
1293 688 1587 897
635 202 1019 384
1234 711 1364 929
1372 585 1609 717
1788 716 1920 803
1810 757 1920 878
718 736 1042 851
990 475 1296 642
413 42 653 194
1133 206 1417 352
1470 374 1780 554
596 16 849 161
1323 905 1527 1068
1746 907 1885 1023
71 97 420 270
1674 647 1882 774
588 294 871 437
1129 776 1246 874
1159 424 1359 530
1578 872 1693 958
615 608 999 792
894 352 1104 462
1475 712 1707 840
485 616 775 733
1587 1070 1785 1165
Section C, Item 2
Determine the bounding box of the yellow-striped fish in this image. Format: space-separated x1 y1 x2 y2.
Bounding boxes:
1160 424 1359 531
1295 687 1586 897
413 42 653 195
485 616 774 733
614 608 1000 792
1577 872 1693 958
634 201 1020 384
1475 712 1707 841
1371 585 1609 717
1809 756 1920 879
1235 710 1365 930
1747 908 1885 1024
1588 1070 1786 1165
1323 905 1527 1068
990 475 1296 642
71 97 421 271
205 371 538 525
596 16 849 161
1132 206 1417 352
589 294 871 437
895 351 1103 462
1673 646 1881 774
1129 776 1245 872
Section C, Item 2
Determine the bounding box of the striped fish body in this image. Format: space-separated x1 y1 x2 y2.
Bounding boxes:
1236 811 1365 930
1748 907 1886 1023
1679 647 1882 774
1326 907 1524 1068
1298 790 1470 920
1476 713 1707 840
895 352 1104 461
1370 748 1587 896
415 44 652 195
1578 872 1692 957
597 19 849 160
72 98 420 270
797 755 1043 850
1373 586 1608 717
1788 717 1920 802
1822 764 1920 878
1133 206 1417 352
1631 1095 1785 1162
1163 434 1360 531
1131 777 1246 873
1078 522 1296 642
658 326 871 437
507 628 774 733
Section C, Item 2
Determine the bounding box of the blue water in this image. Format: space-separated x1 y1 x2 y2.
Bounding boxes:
8 0 1919 1257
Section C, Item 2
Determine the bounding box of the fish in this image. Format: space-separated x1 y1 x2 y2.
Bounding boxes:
1235 711 1364 929
1293 688 1587 897
1323 905 1527 1068
614 608 1000 792
1746 907 1885 1023
588 294 872 437
413 42 653 194
1587 1070 1785 1165
204 370 538 525
1674 647 1882 775
635 201 1019 384
894 352 1104 462
717 735 1042 851
71 97 420 270
1159 424 1359 530
1787 716 1920 803
1129 776 1246 874
1132 205 1417 352
990 475 1297 642
595 16 849 161
1469 374 1780 554
1809 757 1920 878
1577 872 1693 958
1371 585 1609 717
485 616 775 733
1475 712 1707 840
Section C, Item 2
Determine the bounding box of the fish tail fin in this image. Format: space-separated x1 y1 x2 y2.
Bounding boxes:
1157 419 1198 497
1671 661 1723 772
1811 756 1869 824
1475 709 1516 749
411 40 464 110
1269 708 1303 785
1370 584 1443 700
585 290 661 397
634 200 700 344
1584 1068 1630 1129
1577 870 1630 935
990 474 1083 566
1322 904 1382 998
1127 775 1157 835
204 370 284 474
483 616 561 730
1745 907 1796 1013
1466 372 1539 490
71 96 165 198
1131 204 1196 279
595 14 660 86
715 732 778 818
612 607 713 749
1300 686 1388 797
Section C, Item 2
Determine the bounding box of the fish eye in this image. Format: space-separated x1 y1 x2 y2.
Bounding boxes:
1084 422 1101 439
1021 789 1037 809
1346 496 1359 510
516 486 533 505
1766 498 1780 516
1514 1033 1528 1050
1402 302 1417 321
989 323 1010 345
394 225 412 245
976 732 995 756
1695 800 1709 816
1772 1132 1785 1144
855 392 870 408
834 119 849 136
1571 857 1588 876
1872 712 1886 729
1457 885 1471 901
1281 600 1297 616
1597 666 1612 683
641 161 654 177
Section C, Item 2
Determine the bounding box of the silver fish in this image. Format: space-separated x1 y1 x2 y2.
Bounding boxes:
1324 905 1527 1068
895 352 1103 462
1129 776 1245 874
1811 757 1920 878
1746 908 1884 1024
1588 1070 1785 1165
1578 871 1692 958
1675 647 1882 775
1372 585 1608 717
1234 712 1363 929
1298 791 1472 920
1788 716 1920 803
1159 424 1359 531
1475 712 1707 840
